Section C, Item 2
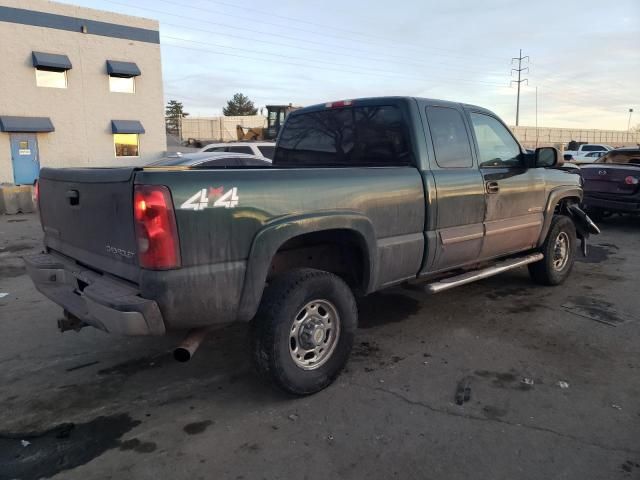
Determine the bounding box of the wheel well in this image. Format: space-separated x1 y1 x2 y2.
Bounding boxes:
555 196 581 214
268 230 369 294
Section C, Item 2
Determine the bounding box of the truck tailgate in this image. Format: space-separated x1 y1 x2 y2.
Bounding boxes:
38 167 140 282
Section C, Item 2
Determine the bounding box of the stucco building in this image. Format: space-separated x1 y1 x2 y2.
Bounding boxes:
0 0 166 185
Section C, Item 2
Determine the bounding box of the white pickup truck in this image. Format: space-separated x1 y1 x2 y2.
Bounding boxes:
564 144 613 163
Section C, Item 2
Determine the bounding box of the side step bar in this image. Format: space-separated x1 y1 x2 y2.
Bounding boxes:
425 253 544 294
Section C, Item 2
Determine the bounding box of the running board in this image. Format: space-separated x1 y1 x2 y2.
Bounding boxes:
425 253 544 294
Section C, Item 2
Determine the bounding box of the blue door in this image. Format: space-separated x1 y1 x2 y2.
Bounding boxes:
10 133 40 185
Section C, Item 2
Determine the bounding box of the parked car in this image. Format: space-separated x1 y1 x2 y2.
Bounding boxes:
581 147 640 218
564 143 613 161
25 96 598 395
198 141 275 160
147 152 271 168
567 150 608 164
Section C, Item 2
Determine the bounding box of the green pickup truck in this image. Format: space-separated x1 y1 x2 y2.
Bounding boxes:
25 97 598 395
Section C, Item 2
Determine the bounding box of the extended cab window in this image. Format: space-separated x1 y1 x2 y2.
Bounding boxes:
275 105 410 167
426 107 473 168
470 113 522 168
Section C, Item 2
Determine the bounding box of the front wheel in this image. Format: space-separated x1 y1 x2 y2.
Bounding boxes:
528 215 577 286
250 269 357 395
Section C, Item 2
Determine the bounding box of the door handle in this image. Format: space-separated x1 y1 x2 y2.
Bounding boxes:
486 181 500 194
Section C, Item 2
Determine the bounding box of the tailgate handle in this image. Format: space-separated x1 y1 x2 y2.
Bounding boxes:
66 189 80 206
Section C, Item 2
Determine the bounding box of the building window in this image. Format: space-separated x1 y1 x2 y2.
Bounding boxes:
109 76 135 93
35 69 67 88
114 134 139 157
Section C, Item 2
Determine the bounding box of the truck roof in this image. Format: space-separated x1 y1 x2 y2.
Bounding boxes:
295 96 494 116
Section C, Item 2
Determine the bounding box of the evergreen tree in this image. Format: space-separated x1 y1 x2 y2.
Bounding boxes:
223 93 258 116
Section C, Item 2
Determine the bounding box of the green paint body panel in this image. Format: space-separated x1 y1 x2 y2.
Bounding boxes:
32 97 586 333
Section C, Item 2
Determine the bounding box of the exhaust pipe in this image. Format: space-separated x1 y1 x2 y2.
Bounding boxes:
174 327 210 362
58 310 87 332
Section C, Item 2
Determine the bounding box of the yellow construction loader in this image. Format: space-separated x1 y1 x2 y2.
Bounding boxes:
236 104 301 141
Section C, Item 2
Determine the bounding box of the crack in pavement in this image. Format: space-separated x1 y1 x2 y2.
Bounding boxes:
353 383 640 456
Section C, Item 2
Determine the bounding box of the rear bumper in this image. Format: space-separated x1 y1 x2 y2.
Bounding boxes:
583 194 640 213
24 252 165 335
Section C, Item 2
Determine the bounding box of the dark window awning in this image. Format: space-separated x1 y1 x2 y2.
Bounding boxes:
111 120 145 134
0 116 55 132
32 51 72 71
106 60 141 78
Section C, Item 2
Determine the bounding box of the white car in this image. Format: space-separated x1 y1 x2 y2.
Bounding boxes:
198 142 275 160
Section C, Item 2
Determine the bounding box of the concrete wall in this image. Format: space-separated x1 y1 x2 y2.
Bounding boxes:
181 116 267 143
0 0 166 183
510 126 640 149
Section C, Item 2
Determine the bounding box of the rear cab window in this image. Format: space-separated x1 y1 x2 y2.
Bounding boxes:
274 104 412 167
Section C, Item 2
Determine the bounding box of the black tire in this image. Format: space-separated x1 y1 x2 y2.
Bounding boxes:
528 215 577 286
250 268 357 395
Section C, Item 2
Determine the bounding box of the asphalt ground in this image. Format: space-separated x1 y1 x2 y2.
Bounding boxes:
0 213 638 480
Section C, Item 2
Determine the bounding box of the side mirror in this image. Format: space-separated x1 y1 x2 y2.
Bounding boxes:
535 147 559 168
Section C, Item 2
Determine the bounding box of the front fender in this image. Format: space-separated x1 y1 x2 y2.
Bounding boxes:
236 211 377 322
537 186 583 246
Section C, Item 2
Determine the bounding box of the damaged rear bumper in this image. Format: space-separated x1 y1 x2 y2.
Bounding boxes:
24 252 165 335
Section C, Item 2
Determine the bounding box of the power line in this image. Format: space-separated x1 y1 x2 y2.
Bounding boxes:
159 0 507 62
162 34 507 86
160 20 504 78
161 38 509 88
511 49 529 126
104 0 507 67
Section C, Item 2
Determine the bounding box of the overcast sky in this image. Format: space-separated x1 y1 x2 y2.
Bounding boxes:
64 0 638 129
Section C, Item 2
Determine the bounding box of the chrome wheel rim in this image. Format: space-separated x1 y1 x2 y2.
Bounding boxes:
289 299 340 370
552 232 570 271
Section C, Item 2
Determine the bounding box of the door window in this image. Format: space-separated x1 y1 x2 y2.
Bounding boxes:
426 107 473 168
469 113 522 168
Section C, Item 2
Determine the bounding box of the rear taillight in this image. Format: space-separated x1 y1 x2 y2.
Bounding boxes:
133 185 181 270
624 176 639 185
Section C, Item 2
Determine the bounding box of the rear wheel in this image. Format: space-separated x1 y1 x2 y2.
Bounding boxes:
250 268 357 395
528 215 577 286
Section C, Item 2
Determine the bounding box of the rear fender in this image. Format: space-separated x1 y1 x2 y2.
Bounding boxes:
236 211 377 322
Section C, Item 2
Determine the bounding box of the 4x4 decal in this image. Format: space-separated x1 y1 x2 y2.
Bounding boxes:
181 187 239 210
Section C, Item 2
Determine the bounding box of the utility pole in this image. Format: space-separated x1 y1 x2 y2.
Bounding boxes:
535 86 538 148
511 49 529 126
628 108 634 131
